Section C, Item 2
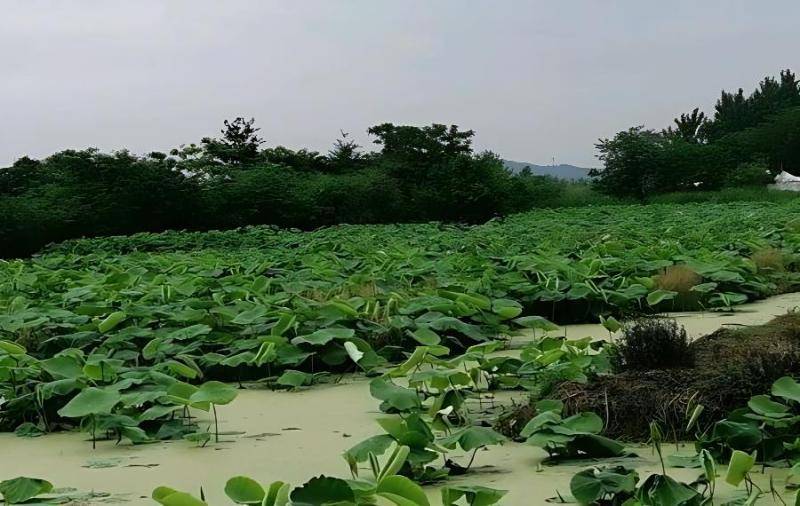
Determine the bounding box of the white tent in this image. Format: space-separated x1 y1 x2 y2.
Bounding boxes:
770 171 800 191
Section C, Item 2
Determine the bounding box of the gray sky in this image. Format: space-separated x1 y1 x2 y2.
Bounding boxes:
2 1 799 167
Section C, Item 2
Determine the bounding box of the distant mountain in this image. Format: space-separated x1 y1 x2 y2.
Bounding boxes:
503 160 593 180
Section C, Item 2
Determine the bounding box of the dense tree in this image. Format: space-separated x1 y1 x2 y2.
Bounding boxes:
199 117 264 166
593 69 800 198
664 108 707 143
704 69 800 141
325 131 366 173
0 119 549 257
367 123 474 178
261 146 326 172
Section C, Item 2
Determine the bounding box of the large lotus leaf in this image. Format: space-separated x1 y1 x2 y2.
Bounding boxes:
343 341 364 364
388 347 430 378
254 342 278 366
458 427 506 451
397 430 431 450
690 282 718 293
0 477 54 504
189 381 238 405
535 399 564 414
143 337 165 360
140 404 182 421
94 413 139 430
707 270 745 283
439 426 506 452
491 299 522 320
224 476 265 504
291 328 355 346
276 370 312 388
231 307 268 325
39 378 82 400
725 450 756 486
406 327 441 346
165 324 212 341
526 431 574 448
163 359 199 379
772 376 800 403
420 369 471 390
646 290 677 306
152 487 207 506
569 434 626 457
513 316 559 331
519 411 562 438
635 474 700 505
441 485 507 506
97 311 127 333
320 300 359 319
376 475 429 506
264 481 291 506
377 417 409 441
370 378 421 411
221 352 256 368
344 434 395 462
711 420 762 450
277 347 314 367
425 317 487 341
166 382 205 409
57 387 121 418
552 412 604 436
271 313 296 337
0 340 27 355
570 466 637 504
747 395 790 418
289 476 355 506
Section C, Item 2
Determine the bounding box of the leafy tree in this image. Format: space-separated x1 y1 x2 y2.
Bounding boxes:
367 123 474 179
326 131 366 173
262 146 326 172
593 69 800 198
705 69 800 141
200 117 264 165
592 127 665 199
664 108 707 143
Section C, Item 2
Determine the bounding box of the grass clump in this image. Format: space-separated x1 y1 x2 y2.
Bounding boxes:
654 265 701 295
612 318 692 371
751 247 785 273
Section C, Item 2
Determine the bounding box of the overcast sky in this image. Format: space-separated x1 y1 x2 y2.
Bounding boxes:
2 1 799 167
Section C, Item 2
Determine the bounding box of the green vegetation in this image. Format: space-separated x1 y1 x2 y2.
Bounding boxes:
3 71 800 500
593 69 800 198
2 201 800 439
6 69 800 260
148 445 507 506
1 119 615 259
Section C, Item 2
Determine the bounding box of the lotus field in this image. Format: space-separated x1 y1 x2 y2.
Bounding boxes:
1 201 799 434
2 201 800 504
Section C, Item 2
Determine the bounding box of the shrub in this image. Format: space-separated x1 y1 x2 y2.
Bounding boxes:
725 161 774 187
751 247 785 272
654 265 701 295
613 318 692 371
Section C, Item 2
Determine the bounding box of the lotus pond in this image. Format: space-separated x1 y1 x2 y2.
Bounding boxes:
2 294 800 504
3 201 800 504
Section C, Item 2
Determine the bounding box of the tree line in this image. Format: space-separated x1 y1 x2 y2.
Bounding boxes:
1 121 598 258
4 69 798 258
592 69 800 198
